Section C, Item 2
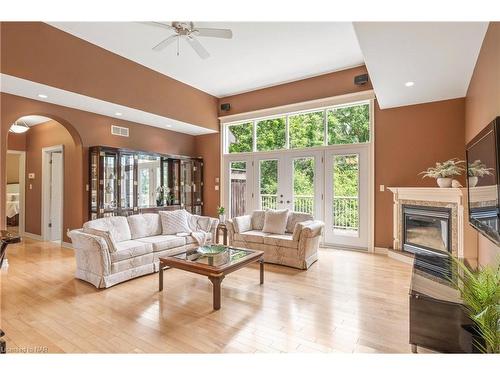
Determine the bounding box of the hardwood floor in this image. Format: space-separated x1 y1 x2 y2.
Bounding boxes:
1 238 416 353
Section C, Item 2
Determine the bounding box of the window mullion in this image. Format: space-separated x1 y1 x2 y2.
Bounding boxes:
252 120 257 152
323 109 328 146
285 115 290 149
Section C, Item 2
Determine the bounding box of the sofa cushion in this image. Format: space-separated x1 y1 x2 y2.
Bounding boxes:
286 212 314 233
83 216 131 243
110 240 153 262
188 214 212 232
159 210 191 235
263 233 298 248
127 213 162 239
234 230 267 244
251 210 266 230
233 215 252 233
136 235 186 252
263 209 289 234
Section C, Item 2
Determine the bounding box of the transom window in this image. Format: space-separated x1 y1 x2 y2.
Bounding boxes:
224 101 370 154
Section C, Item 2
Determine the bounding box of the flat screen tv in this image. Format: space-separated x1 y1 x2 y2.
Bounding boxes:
466 116 500 246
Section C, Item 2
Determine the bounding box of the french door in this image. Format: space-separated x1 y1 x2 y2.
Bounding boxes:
324 145 369 249
224 146 369 250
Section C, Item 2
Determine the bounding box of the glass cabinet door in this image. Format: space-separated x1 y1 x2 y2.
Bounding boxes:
137 154 161 208
170 159 181 205
193 159 203 215
181 160 194 212
102 151 118 211
119 153 136 212
90 150 99 219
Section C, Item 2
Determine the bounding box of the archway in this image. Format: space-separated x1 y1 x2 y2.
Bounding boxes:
4 113 84 245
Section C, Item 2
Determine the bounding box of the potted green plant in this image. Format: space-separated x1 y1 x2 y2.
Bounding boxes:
420 158 465 188
450 257 499 353
467 160 494 187
217 206 226 223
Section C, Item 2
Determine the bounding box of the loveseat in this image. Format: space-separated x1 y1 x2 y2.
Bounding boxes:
227 210 324 270
68 211 218 288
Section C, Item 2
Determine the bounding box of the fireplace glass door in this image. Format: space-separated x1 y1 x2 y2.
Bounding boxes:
403 206 451 254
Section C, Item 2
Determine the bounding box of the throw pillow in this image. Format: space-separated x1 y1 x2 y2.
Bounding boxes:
83 227 118 252
159 210 192 235
262 209 289 235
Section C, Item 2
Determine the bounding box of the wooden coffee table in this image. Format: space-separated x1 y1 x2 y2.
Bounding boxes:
159 245 264 310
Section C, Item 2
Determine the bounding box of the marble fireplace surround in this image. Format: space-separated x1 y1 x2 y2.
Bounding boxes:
388 187 478 259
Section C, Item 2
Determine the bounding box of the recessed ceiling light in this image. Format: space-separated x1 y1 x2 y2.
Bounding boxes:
405 81 415 87
37 94 48 99
115 112 122 116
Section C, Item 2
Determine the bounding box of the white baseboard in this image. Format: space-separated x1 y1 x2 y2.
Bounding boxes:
374 246 389 255
61 241 73 249
22 232 43 241
388 250 414 265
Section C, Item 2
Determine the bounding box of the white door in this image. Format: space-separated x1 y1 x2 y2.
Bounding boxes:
49 152 63 241
254 155 286 211
324 145 369 249
224 156 254 218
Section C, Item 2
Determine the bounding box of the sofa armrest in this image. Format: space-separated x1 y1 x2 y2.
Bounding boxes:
206 217 219 242
69 229 112 276
292 220 324 241
231 215 252 233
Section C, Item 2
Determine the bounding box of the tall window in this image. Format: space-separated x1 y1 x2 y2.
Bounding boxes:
227 122 253 153
289 111 324 149
224 101 370 153
327 103 370 145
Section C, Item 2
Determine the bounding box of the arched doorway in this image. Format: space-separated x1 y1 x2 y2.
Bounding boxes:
6 115 82 244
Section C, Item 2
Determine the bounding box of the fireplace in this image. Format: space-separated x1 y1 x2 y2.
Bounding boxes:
402 205 452 256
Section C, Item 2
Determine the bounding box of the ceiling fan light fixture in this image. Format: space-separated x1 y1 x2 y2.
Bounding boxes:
9 120 30 134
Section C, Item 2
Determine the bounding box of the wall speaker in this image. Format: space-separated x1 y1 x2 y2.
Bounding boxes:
220 103 231 112
354 74 369 86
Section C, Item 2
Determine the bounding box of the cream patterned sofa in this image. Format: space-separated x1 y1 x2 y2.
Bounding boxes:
227 211 324 270
69 212 218 288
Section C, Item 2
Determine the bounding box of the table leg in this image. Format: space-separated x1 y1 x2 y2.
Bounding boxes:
223 229 227 246
259 258 264 285
159 261 164 292
208 275 224 310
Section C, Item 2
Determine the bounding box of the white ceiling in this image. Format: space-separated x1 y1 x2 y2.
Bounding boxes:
0 74 216 135
353 22 488 109
48 22 365 97
17 115 52 126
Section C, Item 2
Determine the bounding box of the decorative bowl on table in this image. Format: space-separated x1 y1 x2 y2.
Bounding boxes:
198 245 228 256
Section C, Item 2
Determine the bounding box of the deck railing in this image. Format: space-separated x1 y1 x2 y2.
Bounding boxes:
259 194 359 230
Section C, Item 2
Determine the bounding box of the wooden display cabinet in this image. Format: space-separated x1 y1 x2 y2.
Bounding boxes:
89 146 204 219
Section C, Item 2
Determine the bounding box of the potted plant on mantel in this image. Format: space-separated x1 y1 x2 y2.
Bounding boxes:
468 160 494 187
420 158 465 188
450 257 499 353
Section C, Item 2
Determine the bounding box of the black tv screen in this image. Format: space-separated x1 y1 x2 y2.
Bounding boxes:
466 117 500 245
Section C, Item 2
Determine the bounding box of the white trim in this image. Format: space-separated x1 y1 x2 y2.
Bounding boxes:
22 232 43 241
368 98 375 252
219 90 375 123
374 247 389 255
41 145 64 242
7 150 26 235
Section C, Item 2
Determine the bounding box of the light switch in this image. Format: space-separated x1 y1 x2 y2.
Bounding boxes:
380 185 385 192
215 177 220 183
215 185 219 191
29 184 33 190
86 184 89 191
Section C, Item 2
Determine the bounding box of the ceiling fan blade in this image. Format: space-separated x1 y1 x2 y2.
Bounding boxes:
194 28 233 39
152 34 177 51
140 21 175 31
186 36 210 59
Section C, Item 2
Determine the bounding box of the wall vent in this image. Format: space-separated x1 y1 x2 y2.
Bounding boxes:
111 125 129 137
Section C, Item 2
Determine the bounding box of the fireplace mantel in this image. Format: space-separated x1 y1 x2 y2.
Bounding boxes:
388 187 477 260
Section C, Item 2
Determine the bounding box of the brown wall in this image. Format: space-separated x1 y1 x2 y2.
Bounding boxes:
6 153 20 184
465 22 500 266
218 65 371 116
194 133 221 217
1 93 199 237
7 132 26 151
374 99 466 248
0 22 219 132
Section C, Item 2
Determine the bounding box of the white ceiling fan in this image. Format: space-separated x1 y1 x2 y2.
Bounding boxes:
144 22 233 59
